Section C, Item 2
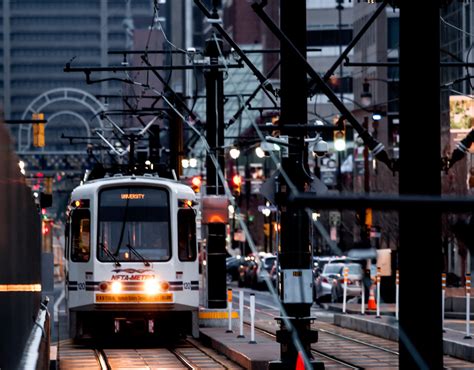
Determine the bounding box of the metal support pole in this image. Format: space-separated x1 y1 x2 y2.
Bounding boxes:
249 293 256 344
204 34 227 309
268 1 321 369
399 2 442 368
376 267 381 318
342 266 348 314
441 273 445 330
396 270 400 321
238 290 245 338
226 288 233 333
168 92 184 178
465 274 471 339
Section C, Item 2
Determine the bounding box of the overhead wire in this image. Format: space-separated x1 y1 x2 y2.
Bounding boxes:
211 33 343 370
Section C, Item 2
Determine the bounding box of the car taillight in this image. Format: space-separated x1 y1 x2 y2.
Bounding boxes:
339 278 353 285
322 277 329 283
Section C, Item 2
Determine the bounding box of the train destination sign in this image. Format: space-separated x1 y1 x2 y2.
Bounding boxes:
120 193 145 199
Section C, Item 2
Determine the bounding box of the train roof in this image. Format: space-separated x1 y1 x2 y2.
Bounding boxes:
70 174 195 198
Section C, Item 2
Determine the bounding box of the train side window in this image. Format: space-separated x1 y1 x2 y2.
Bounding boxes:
178 209 197 261
64 220 70 260
71 209 91 263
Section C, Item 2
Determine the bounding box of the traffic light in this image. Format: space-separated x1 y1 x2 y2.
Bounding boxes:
32 113 45 148
42 219 52 235
44 178 53 194
191 176 201 193
231 174 242 196
365 208 372 228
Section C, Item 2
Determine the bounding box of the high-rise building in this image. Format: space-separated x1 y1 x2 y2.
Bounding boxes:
1 0 154 152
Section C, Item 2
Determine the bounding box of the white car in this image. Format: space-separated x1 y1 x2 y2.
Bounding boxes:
314 263 364 303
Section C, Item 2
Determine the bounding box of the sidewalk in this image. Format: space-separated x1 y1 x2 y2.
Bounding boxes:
199 325 279 370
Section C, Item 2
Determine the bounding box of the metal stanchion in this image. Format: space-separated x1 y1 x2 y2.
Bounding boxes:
342 266 349 314
238 290 245 338
249 293 256 344
441 273 446 332
376 267 381 318
396 270 399 321
465 273 471 339
361 277 365 315
226 288 233 333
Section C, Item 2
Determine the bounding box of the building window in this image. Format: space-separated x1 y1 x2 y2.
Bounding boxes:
307 29 353 47
387 17 399 50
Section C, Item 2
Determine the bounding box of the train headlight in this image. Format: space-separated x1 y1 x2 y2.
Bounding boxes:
111 281 122 294
144 280 160 295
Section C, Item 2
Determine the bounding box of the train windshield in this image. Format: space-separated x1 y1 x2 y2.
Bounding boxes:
97 186 171 263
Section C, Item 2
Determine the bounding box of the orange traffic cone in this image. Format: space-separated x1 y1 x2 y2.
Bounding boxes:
296 351 305 370
367 283 377 310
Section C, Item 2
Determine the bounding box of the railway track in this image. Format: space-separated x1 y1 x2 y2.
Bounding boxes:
58 338 243 369
245 311 474 369
251 324 362 369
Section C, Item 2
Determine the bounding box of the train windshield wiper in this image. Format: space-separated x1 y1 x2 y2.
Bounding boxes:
126 243 150 267
99 242 121 267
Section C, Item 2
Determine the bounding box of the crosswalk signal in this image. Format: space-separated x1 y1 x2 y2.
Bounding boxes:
191 176 201 193
231 174 242 196
32 113 45 148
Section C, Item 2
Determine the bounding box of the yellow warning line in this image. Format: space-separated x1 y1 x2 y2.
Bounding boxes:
0 284 41 292
199 311 239 319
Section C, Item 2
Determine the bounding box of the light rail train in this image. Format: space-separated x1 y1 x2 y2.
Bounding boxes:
64 173 199 340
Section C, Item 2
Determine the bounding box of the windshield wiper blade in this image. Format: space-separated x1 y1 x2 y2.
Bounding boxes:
126 244 150 267
100 242 121 266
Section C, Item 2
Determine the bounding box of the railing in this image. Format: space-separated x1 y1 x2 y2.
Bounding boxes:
18 297 51 370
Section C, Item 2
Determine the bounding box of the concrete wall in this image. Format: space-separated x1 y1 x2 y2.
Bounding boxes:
0 120 42 369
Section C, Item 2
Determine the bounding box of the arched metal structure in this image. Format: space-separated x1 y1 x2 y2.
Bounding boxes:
19 88 106 153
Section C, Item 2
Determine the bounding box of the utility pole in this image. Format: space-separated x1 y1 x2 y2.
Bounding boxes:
168 91 184 178
204 30 227 309
399 2 442 369
269 1 322 369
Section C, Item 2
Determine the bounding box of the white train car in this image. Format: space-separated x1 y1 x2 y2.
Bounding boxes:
64 173 199 339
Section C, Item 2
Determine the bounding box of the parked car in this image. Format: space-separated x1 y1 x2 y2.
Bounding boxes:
254 255 276 289
226 256 244 283
314 262 364 303
238 256 257 287
238 253 275 289
269 258 278 288
313 256 335 278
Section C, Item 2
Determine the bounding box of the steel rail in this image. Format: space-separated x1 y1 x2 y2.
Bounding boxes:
169 348 196 369
250 323 361 369
185 338 231 369
318 328 399 356
94 349 110 370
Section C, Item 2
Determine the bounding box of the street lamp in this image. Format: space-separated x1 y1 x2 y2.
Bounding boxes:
229 147 241 159
255 146 266 158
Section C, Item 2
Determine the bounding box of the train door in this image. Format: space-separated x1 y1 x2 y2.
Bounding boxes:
177 208 199 303
67 208 92 308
